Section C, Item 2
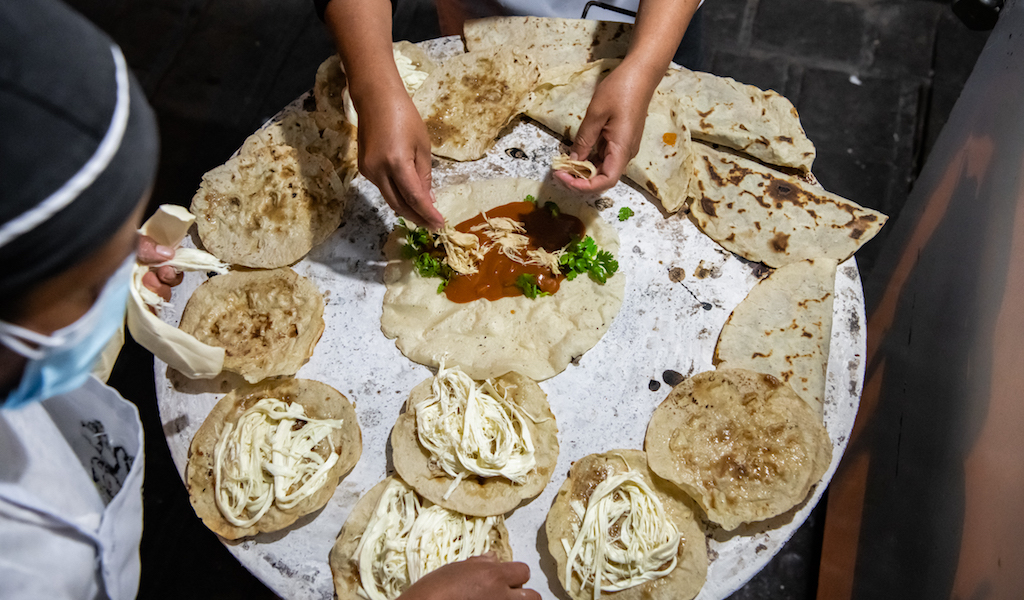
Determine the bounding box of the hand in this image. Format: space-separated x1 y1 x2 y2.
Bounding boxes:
398 553 540 600
554 64 652 194
356 92 444 230
137 235 182 302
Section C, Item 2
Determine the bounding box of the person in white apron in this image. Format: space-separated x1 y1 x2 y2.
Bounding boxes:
318 0 701 231
0 1 166 597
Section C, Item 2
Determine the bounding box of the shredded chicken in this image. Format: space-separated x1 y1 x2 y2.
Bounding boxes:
437 225 486 275
471 215 529 263
524 248 562 275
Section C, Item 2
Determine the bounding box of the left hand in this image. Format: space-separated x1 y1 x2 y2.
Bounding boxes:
137 235 182 302
554 65 651 194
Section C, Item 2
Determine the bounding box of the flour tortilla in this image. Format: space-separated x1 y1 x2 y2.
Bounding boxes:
657 67 816 171
185 378 361 539
714 258 838 418
392 371 559 516
330 477 514 600
380 178 625 381
241 105 358 186
645 369 832 531
190 143 345 268
526 60 693 212
553 154 597 179
464 16 632 72
545 450 707 600
687 143 887 268
412 47 540 161
178 268 325 383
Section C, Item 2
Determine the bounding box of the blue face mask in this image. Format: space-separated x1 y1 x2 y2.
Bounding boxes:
0 255 135 409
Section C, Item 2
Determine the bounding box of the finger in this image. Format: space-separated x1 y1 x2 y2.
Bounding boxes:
509 589 541 600
376 175 429 228
142 271 172 302
155 266 182 286
137 235 175 264
497 561 531 587
570 110 609 163
391 158 443 231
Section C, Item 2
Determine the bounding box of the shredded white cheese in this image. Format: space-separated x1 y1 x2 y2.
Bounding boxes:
561 469 682 599
213 397 345 527
356 479 499 600
415 361 536 500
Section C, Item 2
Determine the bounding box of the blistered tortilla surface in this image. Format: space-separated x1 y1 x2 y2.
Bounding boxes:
545 450 707 600
178 268 325 383
185 378 362 539
645 369 832 531
329 477 514 600
190 143 345 268
392 371 559 516
464 16 632 71
687 143 887 268
380 178 625 381
413 47 540 161
715 259 838 417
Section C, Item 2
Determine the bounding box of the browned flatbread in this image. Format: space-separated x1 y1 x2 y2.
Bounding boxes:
392 371 559 516
714 259 839 417
330 477 514 600
645 369 832 531
687 142 886 267
190 142 345 269
464 16 632 72
185 378 361 539
178 268 325 383
412 47 540 161
545 450 707 600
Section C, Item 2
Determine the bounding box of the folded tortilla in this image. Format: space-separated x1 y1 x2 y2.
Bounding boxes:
464 16 632 72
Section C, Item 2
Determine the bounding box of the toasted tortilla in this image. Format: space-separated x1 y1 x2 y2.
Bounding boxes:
190 143 345 269
178 268 325 383
714 259 838 417
330 477 514 600
412 47 540 161
185 378 361 539
645 369 832 531
392 371 559 516
526 60 693 212
657 68 816 171
380 177 625 381
545 450 707 600
687 143 887 267
241 106 358 186
464 16 632 72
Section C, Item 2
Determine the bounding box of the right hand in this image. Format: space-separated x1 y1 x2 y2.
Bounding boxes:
355 91 444 230
398 553 540 600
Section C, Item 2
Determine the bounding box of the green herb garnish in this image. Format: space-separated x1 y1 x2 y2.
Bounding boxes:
559 236 619 284
618 207 634 221
515 274 550 299
398 220 452 292
544 201 561 217
524 194 537 204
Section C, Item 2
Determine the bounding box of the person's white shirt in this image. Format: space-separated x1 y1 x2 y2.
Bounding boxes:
0 376 144 600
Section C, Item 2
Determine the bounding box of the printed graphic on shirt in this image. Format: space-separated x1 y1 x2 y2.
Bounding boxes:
80 420 135 504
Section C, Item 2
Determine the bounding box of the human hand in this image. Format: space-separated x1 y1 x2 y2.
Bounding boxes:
137 235 182 302
398 553 540 600
356 91 444 230
554 63 653 194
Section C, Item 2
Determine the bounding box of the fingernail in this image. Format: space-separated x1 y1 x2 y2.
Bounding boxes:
155 244 175 260
429 190 437 204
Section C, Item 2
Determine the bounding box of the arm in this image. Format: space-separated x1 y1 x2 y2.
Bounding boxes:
556 0 700 193
398 554 540 600
323 0 444 230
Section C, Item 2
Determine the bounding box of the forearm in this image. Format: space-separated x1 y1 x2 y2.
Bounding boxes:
324 0 407 114
621 0 701 98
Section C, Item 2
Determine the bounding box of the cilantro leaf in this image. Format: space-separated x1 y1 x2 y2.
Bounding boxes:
515 274 550 299
397 221 452 292
524 194 537 204
544 201 561 217
618 207 634 221
558 236 619 284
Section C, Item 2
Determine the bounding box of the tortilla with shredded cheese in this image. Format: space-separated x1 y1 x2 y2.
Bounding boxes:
186 378 361 539
392 367 559 516
381 177 625 381
330 477 513 600
546 450 707 600
645 369 832 531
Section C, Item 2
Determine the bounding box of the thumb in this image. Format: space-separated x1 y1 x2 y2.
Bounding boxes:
570 112 606 162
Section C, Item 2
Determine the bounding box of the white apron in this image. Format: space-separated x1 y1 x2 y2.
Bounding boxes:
0 376 144 600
